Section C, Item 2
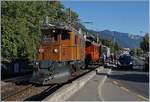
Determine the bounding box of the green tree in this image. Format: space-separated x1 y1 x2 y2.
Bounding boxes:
130 49 136 56
1 1 80 62
101 38 120 53
114 42 120 51
140 33 149 52
136 48 143 56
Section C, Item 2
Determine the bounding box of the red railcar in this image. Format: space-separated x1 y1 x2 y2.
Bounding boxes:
85 36 101 65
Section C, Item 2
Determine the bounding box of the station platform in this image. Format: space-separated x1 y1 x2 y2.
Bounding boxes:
44 66 146 101
66 68 110 101
67 68 146 101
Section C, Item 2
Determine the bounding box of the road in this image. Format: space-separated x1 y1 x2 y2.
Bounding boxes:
102 56 149 101
104 69 149 101
67 57 149 101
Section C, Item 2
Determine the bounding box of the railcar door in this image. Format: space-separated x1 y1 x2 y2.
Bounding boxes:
60 31 72 61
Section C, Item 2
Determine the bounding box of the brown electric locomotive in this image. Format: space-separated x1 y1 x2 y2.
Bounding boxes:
30 22 85 84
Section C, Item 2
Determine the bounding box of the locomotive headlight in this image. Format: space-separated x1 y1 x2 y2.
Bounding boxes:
130 62 133 64
54 48 58 53
39 48 44 53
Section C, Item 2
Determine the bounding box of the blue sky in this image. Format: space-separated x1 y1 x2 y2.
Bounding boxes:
62 1 149 36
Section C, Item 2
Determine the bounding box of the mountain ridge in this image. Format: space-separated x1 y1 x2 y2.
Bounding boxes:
88 29 143 48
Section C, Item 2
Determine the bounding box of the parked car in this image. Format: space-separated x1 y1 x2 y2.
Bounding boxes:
117 54 133 69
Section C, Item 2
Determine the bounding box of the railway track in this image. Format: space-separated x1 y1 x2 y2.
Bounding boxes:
1 65 100 101
1 84 33 101
1 74 32 88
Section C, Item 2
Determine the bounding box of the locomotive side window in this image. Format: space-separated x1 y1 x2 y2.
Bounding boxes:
61 33 70 40
42 34 51 42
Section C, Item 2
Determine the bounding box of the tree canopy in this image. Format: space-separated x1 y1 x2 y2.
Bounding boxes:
140 33 149 52
101 39 120 53
1 1 121 62
1 1 79 61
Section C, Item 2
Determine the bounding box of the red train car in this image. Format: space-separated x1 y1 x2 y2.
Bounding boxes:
85 36 101 65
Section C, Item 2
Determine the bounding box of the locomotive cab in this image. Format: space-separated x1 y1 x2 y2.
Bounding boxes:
39 29 69 60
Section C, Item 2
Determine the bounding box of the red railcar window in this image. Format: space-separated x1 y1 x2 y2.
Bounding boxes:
86 41 91 47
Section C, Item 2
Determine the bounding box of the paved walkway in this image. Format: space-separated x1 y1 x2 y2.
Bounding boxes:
67 68 146 101
67 68 110 101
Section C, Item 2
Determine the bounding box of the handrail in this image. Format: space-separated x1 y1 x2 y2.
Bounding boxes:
41 22 84 36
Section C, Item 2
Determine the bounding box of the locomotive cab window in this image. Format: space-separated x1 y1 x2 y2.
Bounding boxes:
42 34 58 42
42 31 58 42
61 33 70 40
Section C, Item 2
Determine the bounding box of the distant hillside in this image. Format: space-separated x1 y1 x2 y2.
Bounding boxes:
88 30 143 48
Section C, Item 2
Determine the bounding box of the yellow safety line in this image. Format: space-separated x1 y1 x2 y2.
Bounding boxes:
112 80 149 101
120 86 130 92
137 94 149 101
